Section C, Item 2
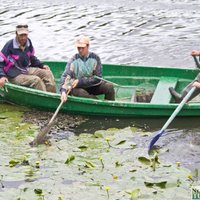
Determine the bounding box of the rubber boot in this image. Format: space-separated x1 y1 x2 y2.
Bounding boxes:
180 81 200 102
169 87 182 103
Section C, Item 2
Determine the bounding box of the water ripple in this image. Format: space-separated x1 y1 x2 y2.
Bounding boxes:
1 0 200 68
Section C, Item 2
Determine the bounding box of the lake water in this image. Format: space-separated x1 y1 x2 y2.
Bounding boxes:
1 0 200 68
1 1 200 199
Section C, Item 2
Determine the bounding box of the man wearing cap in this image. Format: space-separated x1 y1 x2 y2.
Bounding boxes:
60 35 115 102
0 24 56 92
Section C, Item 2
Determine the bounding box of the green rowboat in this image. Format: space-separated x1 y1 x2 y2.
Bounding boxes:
1 61 200 117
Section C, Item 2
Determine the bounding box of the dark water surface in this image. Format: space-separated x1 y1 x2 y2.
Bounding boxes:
76 115 200 173
1 0 200 195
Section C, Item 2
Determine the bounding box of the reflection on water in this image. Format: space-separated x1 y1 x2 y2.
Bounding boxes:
1 0 200 68
75 116 200 133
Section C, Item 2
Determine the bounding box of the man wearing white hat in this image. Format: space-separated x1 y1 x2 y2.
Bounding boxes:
0 24 56 92
60 35 115 102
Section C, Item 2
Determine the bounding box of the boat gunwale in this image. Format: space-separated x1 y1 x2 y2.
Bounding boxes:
3 82 198 110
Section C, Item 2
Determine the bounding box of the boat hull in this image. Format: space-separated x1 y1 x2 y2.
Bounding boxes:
1 61 200 117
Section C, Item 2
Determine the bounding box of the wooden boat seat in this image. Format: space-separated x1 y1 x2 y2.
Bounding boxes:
150 77 178 104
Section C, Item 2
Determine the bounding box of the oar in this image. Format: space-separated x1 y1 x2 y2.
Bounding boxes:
94 75 119 86
94 75 142 88
148 86 196 153
192 55 200 68
30 89 71 146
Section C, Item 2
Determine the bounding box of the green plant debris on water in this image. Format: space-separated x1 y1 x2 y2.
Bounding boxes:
0 104 200 200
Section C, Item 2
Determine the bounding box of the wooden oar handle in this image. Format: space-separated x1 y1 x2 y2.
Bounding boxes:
48 101 64 125
94 75 119 86
65 88 71 101
48 88 71 125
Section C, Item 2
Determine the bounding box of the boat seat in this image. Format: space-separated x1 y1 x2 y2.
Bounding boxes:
150 77 178 104
115 86 136 101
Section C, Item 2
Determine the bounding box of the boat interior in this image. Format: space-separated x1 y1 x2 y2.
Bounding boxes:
103 76 196 104
47 60 200 104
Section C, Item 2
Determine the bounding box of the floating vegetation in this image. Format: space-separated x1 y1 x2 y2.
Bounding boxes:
0 104 200 199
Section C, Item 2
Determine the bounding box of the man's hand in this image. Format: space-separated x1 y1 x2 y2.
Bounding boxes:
191 50 200 56
0 77 8 88
61 91 67 102
60 85 72 102
192 81 200 88
42 65 50 70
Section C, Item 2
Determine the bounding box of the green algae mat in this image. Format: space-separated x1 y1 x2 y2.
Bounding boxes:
0 104 199 200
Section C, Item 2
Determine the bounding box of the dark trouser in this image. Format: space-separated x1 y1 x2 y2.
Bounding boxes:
180 73 200 101
180 81 200 101
169 73 200 103
71 81 115 101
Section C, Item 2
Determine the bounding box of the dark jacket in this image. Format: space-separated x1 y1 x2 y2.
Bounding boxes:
0 37 43 78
